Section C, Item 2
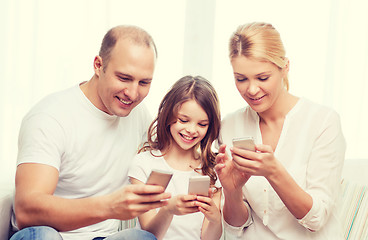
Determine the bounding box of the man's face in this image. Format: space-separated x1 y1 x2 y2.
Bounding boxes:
94 39 156 117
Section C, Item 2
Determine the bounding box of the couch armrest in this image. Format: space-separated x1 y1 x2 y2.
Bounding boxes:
0 190 13 240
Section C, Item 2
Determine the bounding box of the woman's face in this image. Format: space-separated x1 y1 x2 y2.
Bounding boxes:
231 56 288 114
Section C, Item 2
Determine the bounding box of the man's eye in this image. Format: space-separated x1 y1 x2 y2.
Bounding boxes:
140 81 151 86
118 76 130 81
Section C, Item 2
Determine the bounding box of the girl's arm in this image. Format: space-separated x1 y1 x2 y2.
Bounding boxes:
130 178 199 240
130 178 173 240
198 188 222 240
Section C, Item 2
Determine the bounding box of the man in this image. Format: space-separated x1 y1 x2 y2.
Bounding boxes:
10 25 170 240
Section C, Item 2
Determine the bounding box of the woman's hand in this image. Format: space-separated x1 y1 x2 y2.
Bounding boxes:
215 144 250 193
231 144 281 179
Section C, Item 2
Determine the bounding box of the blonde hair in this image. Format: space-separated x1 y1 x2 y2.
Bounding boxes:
229 22 289 90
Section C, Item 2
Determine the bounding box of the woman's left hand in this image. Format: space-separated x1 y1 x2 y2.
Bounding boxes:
231 144 280 178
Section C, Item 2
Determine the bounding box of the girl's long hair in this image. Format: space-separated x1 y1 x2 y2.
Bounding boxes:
140 75 221 186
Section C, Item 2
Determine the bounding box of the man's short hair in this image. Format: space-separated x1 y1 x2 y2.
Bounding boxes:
99 25 157 69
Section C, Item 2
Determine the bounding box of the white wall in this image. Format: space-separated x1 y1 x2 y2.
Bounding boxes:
1 0 368 186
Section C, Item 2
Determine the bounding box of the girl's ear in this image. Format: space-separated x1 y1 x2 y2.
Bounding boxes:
94 56 104 77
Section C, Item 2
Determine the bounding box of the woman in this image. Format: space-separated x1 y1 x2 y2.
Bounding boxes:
215 22 345 239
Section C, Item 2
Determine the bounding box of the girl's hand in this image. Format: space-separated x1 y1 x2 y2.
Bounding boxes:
231 144 280 179
215 144 250 192
164 194 199 215
195 193 221 224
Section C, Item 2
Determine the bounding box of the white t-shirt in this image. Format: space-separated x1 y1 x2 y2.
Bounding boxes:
219 98 346 240
128 150 212 240
14 84 152 240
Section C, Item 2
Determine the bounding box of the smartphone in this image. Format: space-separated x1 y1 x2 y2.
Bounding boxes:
188 175 211 196
232 136 256 151
146 169 173 190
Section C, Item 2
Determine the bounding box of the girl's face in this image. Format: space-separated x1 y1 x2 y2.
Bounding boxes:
170 99 209 151
231 56 288 114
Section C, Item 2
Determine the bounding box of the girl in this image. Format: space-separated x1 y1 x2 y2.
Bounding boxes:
128 75 222 240
216 22 345 239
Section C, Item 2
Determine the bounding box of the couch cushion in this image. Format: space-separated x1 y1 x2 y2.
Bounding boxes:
339 179 368 240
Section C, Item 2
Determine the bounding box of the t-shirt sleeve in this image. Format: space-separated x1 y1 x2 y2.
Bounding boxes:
17 112 65 171
128 153 151 184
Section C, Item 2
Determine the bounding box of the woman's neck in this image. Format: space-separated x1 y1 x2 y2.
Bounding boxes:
258 91 298 125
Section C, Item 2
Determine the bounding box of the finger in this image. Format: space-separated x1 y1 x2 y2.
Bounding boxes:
214 163 225 172
219 144 227 154
215 152 227 164
182 194 197 202
231 147 258 159
254 144 273 153
139 192 172 204
130 200 169 214
183 207 200 214
131 184 166 195
232 156 254 173
196 195 212 204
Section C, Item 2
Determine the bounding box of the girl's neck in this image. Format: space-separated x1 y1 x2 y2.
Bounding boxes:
162 144 201 171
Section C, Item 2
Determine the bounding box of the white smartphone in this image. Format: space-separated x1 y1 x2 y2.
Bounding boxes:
232 136 256 151
188 175 211 196
146 169 173 190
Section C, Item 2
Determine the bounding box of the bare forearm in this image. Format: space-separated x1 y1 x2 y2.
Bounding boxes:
15 193 110 231
139 207 173 240
223 189 249 226
268 165 313 219
201 219 222 240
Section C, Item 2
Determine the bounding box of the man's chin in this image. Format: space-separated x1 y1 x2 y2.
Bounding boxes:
115 110 132 117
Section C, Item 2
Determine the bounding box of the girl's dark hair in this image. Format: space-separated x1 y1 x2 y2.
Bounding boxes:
140 75 221 187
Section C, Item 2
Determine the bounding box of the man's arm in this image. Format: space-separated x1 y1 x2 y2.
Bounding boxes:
14 163 171 231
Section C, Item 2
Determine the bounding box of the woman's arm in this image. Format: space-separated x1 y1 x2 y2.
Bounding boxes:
231 111 345 230
232 146 313 219
215 144 251 227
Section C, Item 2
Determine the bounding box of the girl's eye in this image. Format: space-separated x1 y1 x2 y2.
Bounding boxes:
178 118 188 123
198 123 208 127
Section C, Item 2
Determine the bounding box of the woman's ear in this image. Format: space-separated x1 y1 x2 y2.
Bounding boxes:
93 56 103 77
282 58 290 77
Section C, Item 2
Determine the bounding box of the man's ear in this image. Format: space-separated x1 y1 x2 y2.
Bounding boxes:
93 56 103 77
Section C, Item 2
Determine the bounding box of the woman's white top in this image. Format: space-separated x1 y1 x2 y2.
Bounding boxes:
219 98 346 239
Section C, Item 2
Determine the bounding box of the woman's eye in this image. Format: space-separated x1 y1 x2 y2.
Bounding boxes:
178 118 188 123
258 76 269 81
236 77 247 82
198 123 208 127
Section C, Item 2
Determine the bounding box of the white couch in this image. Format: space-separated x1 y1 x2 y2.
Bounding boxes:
1 159 367 240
